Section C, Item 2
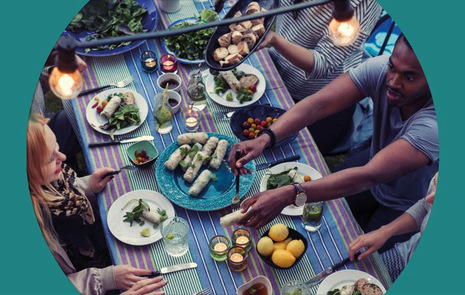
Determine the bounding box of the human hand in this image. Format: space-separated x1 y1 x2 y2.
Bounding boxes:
258 31 277 50
349 229 390 261
114 265 155 291
238 185 294 228
227 136 269 176
75 55 87 72
89 167 115 194
122 276 168 295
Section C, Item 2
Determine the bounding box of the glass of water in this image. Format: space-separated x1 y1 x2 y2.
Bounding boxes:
302 202 324 232
161 217 189 257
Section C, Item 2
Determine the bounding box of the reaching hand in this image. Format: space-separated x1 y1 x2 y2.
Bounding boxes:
238 185 294 228
122 276 168 295
227 136 269 176
349 229 391 261
114 265 156 291
89 167 115 194
258 31 277 50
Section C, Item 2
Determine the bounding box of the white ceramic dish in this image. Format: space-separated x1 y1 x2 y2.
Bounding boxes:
317 269 387 294
260 162 323 216
107 190 175 246
205 63 266 108
85 88 148 136
157 72 182 93
236 275 272 295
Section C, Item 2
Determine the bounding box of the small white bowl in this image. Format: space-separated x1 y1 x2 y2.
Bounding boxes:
236 275 272 295
155 90 182 115
157 73 182 93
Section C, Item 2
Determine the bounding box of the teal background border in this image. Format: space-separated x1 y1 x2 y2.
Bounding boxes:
0 0 462 293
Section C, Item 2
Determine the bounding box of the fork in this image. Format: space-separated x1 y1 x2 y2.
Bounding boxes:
194 288 212 295
78 76 134 96
101 165 137 179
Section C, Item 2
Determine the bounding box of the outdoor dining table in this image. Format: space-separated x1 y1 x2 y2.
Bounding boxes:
68 1 393 294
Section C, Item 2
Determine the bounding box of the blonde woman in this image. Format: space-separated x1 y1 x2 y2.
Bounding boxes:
27 114 167 294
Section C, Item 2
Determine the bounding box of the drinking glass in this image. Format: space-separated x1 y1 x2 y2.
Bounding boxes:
153 92 173 134
161 217 189 257
302 201 324 232
281 280 309 295
187 70 207 111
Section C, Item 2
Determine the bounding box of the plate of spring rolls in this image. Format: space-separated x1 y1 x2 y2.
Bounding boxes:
156 132 256 211
259 162 322 216
107 190 175 246
205 63 265 107
85 88 148 136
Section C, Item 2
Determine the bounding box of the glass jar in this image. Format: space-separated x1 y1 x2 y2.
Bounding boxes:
153 92 173 134
187 70 207 111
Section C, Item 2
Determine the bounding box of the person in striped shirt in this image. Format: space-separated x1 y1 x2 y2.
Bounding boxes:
260 0 383 154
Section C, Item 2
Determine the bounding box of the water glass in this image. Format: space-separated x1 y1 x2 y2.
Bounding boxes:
161 217 189 257
281 280 309 295
302 202 324 232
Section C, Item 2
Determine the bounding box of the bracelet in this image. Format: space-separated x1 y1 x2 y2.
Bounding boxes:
258 128 276 149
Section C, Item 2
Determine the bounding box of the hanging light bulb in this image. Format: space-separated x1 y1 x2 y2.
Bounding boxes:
49 37 83 99
328 0 360 46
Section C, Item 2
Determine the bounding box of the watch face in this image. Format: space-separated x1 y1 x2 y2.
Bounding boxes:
295 192 307 207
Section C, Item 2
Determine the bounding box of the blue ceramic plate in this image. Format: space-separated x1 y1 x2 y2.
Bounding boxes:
156 133 255 211
230 105 298 147
63 0 158 57
160 17 205 65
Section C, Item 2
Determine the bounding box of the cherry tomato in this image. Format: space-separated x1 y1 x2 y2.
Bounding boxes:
256 125 264 131
304 175 311 182
139 150 147 157
248 132 256 139
261 121 267 127
249 127 255 133
243 129 250 136
243 121 251 129
101 100 108 108
91 102 99 108
247 118 254 124
249 84 257 92
266 117 272 123
251 123 257 129
97 106 104 114
254 118 261 125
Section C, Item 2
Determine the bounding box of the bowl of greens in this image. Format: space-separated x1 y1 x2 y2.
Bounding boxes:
161 9 218 64
64 0 158 56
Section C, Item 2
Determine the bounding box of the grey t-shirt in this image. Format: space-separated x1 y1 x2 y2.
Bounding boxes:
349 55 439 211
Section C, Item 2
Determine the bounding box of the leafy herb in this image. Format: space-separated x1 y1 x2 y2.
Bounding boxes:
236 87 254 104
107 104 141 130
123 199 150 226
179 160 190 169
196 154 203 161
164 9 218 60
214 75 230 94
67 0 148 52
180 147 190 157
188 145 201 158
211 173 218 181
266 168 295 190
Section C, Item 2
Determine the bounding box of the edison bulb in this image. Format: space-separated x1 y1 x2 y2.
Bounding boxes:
328 15 360 46
49 66 83 99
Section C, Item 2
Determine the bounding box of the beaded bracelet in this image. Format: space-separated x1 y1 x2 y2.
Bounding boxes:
258 128 276 149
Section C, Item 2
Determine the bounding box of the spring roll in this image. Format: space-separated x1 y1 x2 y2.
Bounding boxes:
220 207 251 227
100 95 121 119
288 169 304 184
202 137 219 165
189 170 215 197
179 143 203 171
164 144 190 171
183 151 207 183
219 71 241 92
209 139 229 169
141 207 167 224
178 132 208 145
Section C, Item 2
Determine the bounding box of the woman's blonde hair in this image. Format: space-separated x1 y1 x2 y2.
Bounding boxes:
27 113 61 252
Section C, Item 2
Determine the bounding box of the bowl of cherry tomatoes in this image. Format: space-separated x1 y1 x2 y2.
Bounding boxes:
126 140 158 168
230 105 298 147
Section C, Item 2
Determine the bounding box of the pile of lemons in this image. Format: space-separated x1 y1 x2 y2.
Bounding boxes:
257 223 305 268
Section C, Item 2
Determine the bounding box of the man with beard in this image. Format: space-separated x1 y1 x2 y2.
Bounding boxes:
228 34 438 252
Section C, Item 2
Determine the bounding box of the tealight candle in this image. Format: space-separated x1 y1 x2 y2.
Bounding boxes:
184 106 201 132
140 50 158 73
160 54 178 73
227 246 247 272
232 228 252 251
209 235 230 262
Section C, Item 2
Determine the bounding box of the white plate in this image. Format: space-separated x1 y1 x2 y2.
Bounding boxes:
107 190 175 246
205 63 266 108
317 269 387 294
85 88 148 136
259 162 322 216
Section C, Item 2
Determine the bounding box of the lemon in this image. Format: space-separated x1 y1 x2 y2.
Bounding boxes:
257 236 274 256
140 228 150 237
271 249 296 268
286 239 305 258
268 223 289 242
165 234 175 240
273 237 292 252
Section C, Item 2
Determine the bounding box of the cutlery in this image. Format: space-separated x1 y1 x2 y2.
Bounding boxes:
88 135 154 148
256 154 301 170
102 165 137 179
303 251 361 288
214 103 271 120
194 288 212 295
231 149 242 204
140 262 198 278
78 76 133 96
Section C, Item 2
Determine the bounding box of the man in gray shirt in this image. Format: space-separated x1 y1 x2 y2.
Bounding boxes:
228 34 439 252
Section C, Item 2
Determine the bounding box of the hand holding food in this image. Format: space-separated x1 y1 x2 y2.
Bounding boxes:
228 138 268 175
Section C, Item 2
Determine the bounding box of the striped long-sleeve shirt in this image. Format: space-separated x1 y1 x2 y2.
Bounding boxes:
269 0 383 100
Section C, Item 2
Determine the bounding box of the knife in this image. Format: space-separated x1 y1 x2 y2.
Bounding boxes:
304 251 361 287
231 149 242 204
141 262 198 278
88 135 154 148
256 154 301 170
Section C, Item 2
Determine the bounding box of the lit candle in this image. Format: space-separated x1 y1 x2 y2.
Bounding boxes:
161 54 178 73
236 236 249 245
232 228 252 251
140 50 157 73
186 116 198 127
145 58 156 68
209 235 230 262
214 242 227 252
229 253 244 263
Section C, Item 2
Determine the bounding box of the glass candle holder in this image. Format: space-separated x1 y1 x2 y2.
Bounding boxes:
140 50 158 73
232 228 251 251
184 106 201 132
209 235 231 261
227 246 248 272
160 54 178 73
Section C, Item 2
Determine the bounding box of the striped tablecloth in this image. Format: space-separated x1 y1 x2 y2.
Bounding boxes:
70 1 392 294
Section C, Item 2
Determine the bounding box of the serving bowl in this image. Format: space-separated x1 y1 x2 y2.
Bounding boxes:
230 104 298 147
126 140 158 168
257 227 308 269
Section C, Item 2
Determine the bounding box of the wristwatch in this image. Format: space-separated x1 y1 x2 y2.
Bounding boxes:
292 183 307 207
